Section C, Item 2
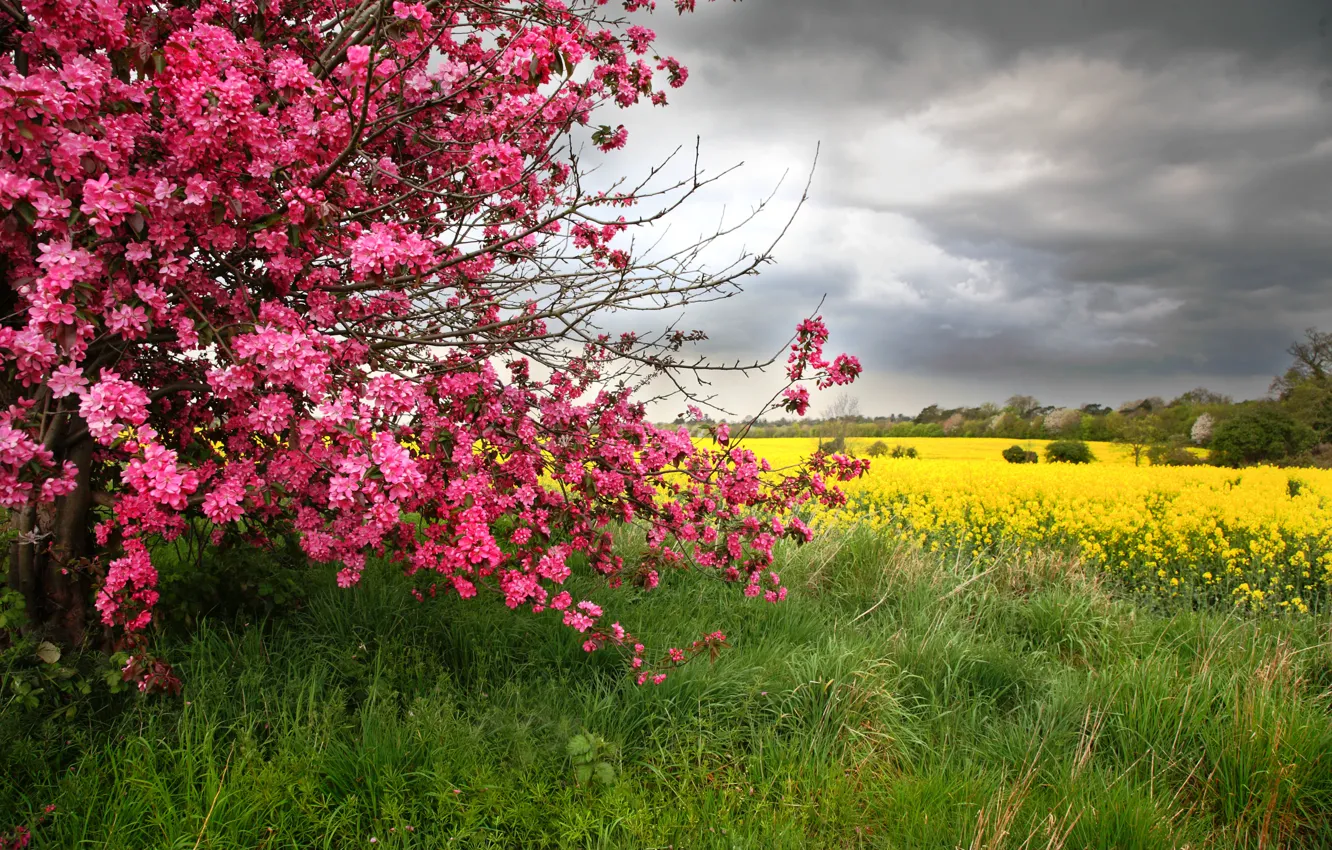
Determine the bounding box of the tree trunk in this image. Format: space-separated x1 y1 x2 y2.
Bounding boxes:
7 426 97 648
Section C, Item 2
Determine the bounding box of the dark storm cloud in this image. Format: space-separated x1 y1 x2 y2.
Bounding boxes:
679 0 1331 59
619 0 1332 413
649 0 1332 128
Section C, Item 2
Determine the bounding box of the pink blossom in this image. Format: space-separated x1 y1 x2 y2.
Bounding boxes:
96 540 159 630
79 373 149 444
563 611 595 631
40 462 80 502
105 304 149 338
782 386 810 416
123 442 201 510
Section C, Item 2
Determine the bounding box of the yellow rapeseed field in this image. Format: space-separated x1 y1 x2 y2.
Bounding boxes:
742 437 1332 614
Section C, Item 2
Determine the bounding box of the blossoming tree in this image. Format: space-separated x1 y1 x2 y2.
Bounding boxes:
0 0 864 683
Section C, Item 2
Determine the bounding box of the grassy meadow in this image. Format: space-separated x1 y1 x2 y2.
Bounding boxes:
4 524 1332 848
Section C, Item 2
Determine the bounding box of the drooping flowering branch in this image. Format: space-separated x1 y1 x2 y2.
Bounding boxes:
0 0 867 686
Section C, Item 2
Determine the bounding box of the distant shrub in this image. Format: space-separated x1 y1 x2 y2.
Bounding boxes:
820 435 848 454
865 440 889 458
890 444 919 459
1045 440 1095 464
1002 445 1038 464
1284 443 1332 469
1147 438 1202 467
1209 405 1316 467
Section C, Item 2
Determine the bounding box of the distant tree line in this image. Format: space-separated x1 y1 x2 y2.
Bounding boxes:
678 329 1332 469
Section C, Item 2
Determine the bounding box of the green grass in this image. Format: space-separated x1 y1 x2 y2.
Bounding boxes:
4 530 1332 848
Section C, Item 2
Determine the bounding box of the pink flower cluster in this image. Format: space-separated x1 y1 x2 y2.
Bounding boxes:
96 540 159 632
79 373 150 445
122 436 201 511
782 316 863 412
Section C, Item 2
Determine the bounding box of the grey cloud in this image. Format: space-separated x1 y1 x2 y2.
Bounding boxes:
667 0 1332 69
619 0 1332 414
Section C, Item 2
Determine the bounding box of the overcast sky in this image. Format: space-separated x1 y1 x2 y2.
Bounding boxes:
591 0 1332 418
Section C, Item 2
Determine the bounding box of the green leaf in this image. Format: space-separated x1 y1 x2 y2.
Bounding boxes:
249 211 285 232
35 641 61 664
573 764 591 784
13 199 37 227
566 734 591 757
593 762 615 786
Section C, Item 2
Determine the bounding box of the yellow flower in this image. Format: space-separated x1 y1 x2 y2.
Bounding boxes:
737 437 1332 615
